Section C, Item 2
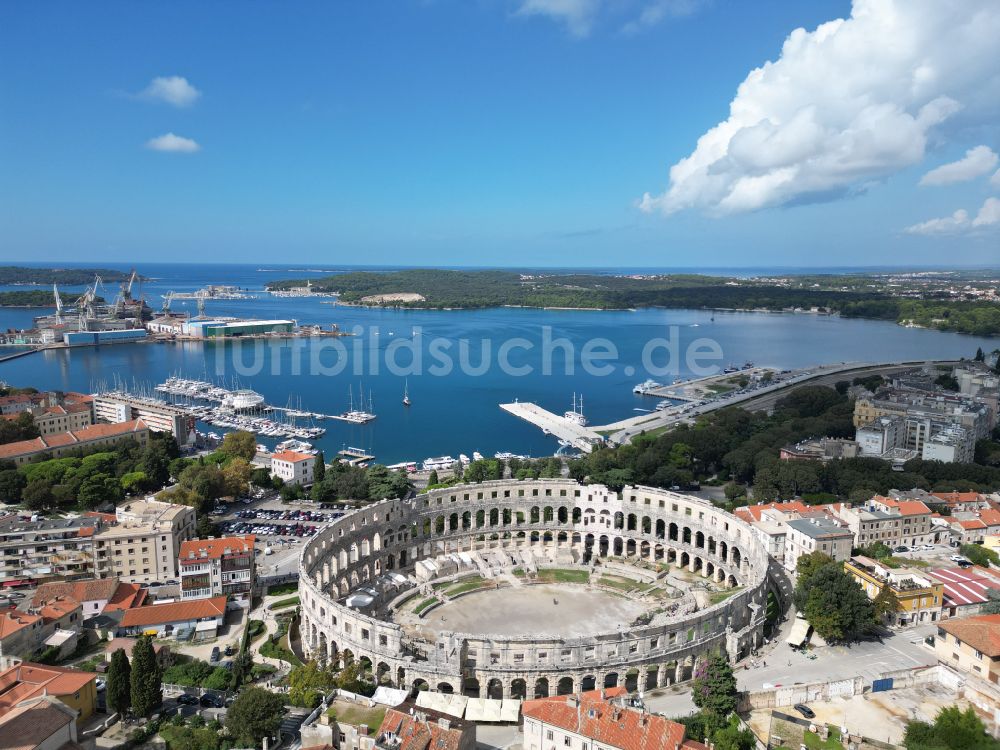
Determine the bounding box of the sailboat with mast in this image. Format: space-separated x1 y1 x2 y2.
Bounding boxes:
403 379 411 407
564 392 587 426
334 384 377 424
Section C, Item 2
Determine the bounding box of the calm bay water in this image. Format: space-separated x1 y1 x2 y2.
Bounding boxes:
0 263 994 464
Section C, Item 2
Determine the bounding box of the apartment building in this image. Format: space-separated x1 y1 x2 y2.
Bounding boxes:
0 516 104 585
935 614 1000 684
866 495 935 546
845 556 944 626
92 392 195 446
784 517 854 573
271 450 316 486
178 535 256 606
4 401 94 436
93 499 196 584
0 419 149 468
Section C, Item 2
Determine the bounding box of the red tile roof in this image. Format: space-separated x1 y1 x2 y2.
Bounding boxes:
955 519 987 530
32 578 119 609
179 535 255 562
0 662 95 714
0 611 41 640
36 598 81 624
119 595 227 628
272 450 314 463
378 707 469 750
105 582 147 612
0 419 148 460
939 614 1000 657
522 689 687 750
871 496 931 516
931 491 983 504
735 501 811 523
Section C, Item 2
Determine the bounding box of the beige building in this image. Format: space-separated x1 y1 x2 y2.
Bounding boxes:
845 556 944 626
0 419 149 468
93 499 196 584
935 614 1000 684
784 516 853 573
93 392 195 446
866 496 935 546
13 402 94 436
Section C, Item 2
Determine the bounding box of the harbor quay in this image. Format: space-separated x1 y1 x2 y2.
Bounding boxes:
299 479 771 700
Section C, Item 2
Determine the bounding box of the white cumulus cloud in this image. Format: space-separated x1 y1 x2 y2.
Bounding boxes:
145 133 200 153
640 0 1000 216
905 197 1000 235
516 0 600 37
140 76 201 107
919 146 999 186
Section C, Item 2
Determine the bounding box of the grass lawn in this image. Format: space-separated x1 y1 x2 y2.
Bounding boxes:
446 579 488 596
535 568 590 584
259 618 302 667
333 703 387 734
803 726 842 750
414 597 438 615
267 582 299 596
269 595 301 610
599 575 638 592
709 586 743 604
434 574 483 592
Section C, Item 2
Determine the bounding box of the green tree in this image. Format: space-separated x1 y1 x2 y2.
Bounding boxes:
106 648 131 716
873 586 902 623
251 466 272 488
21 478 55 511
799 564 875 642
793 552 834 599
288 660 337 708
904 705 1000 750
314 451 326 483
129 635 162 717
222 457 252 497
0 469 26 504
77 473 123 509
690 651 739 717
221 431 257 461
981 589 1000 615
427 469 439 486
225 686 285 747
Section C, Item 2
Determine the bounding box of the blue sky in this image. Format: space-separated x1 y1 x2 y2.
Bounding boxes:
1 0 998 268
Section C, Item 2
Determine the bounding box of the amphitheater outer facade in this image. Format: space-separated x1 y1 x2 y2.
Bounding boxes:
299 479 771 700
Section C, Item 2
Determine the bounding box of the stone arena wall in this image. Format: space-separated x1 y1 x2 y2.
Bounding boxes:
299 479 771 700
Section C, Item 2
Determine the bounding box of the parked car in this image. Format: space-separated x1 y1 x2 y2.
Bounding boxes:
794 704 815 719
95 678 106 691
177 693 199 706
200 693 225 708
224 644 234 656
210 646 221 663
950 554 969 563
894 546 909 553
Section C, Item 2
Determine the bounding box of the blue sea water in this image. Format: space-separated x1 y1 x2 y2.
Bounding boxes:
0 263 994 464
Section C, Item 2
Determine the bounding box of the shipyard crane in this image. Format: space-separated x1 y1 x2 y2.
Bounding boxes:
161 291 174 313
196 296 206 319
53 284 63 325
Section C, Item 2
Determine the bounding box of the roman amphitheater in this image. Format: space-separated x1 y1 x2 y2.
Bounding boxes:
299 479 772 700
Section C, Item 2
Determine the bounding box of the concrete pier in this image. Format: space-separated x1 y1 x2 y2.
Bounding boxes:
499 402 604 453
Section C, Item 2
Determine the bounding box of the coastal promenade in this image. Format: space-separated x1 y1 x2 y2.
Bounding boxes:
499 401 605 453
602 359 963 444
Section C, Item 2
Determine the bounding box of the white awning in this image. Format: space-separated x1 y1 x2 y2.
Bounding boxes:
44 629 77 648
416 691 468 718
499 699 521 723
371 687 409 707
465 698 503 722
785 617 811 647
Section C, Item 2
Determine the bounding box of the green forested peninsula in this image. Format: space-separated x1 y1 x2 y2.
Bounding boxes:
0 266 135 286
0 290 103 307
269 269 1000 335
